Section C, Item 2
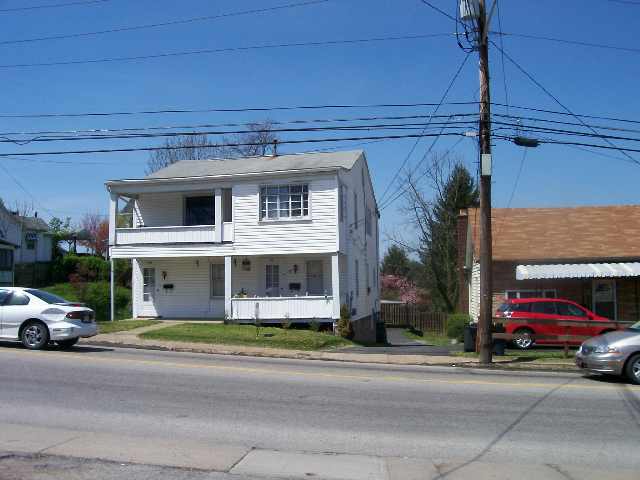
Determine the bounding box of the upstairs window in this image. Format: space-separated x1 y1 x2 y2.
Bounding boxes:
222 188 233 222
365 207 372 236
260 184 309 220
185 196 214 226
353 192 358 230
338 183 346 223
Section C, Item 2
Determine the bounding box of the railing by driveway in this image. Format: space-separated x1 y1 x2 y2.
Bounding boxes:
231 296 334 321
381 302 447 336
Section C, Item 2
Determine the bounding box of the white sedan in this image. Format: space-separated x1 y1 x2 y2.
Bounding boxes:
0 287 97 350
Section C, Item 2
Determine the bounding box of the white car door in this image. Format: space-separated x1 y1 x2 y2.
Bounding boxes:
2 291 32 339
0 289 10 337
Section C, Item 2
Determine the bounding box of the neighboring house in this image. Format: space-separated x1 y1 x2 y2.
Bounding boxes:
106 150 381 341
13 215 53 265
458 206 640 323
0 203 20 287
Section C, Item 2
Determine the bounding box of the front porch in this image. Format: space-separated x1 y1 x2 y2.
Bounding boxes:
132 253 340 323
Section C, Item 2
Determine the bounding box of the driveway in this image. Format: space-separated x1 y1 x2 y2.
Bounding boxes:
340 327 461 355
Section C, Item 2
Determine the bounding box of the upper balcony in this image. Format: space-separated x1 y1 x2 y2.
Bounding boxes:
109 188 233 247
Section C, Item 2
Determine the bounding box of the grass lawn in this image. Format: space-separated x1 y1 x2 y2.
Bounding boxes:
402 329 452 347
140 323 353 351
97 320 160 334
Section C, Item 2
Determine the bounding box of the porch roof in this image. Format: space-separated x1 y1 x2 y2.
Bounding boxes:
516 262 640 280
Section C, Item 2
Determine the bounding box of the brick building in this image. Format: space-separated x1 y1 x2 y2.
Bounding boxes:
457 206 640 322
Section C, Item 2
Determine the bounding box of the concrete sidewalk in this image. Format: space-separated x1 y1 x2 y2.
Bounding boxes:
2 423 636 479
85 322 578 371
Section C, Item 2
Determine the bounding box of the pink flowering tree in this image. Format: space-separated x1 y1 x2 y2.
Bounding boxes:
381 274 418 304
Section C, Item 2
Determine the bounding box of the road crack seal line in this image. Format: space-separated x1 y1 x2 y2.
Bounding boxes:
37 435 82 455
547 463 575 480
433 378 574 479
617 385 640 429
226 446 255 473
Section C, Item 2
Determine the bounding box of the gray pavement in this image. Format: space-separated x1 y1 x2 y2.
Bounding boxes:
0 342 639 479
340 327 460 355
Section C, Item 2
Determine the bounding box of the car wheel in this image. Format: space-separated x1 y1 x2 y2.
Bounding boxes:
625 354 640 385
21 321 50 350
513 328 534 350
56 337 79 349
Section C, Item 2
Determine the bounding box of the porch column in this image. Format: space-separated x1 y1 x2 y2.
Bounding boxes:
224 256 232 319
108 192 118 247
331 253 340 319
214 189 222 243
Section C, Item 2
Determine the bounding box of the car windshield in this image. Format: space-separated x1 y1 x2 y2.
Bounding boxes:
25 289 69 304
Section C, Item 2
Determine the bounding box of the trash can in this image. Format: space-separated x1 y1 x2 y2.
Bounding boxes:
492 339 506 356
463 323 477 352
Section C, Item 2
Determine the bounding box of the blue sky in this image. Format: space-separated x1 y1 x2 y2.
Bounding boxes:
0 0 638 250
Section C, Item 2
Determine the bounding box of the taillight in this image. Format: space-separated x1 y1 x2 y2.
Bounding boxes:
66 311 84 319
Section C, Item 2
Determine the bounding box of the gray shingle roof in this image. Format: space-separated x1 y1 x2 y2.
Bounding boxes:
17 216 49 232
144 150 363 180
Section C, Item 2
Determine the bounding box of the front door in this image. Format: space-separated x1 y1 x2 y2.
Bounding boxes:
306 260 324 295
142 267 158 317
593 279 616 320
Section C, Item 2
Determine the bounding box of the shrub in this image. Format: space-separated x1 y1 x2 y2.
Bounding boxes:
447 313 471 342
309 320 321 332
336 304 354 339
83 282 131 321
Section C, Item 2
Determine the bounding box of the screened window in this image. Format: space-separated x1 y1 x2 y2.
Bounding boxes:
260 184 309 220
355 260 359 297
338 183 346 223
222 188 233 222
185 196 215 226
25 233 36 250
0 249 13 269
365 206 372 236
353 192 358 230
265 265 280 296
143 268 155 302
210 264 225 297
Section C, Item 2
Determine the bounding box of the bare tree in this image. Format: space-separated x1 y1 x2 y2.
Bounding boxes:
10 200 35 217
146 121 279 174
79 213 109 257
392 153 478 312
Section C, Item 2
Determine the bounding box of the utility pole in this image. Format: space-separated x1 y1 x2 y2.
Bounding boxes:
477 0 493 364
459 0 493 363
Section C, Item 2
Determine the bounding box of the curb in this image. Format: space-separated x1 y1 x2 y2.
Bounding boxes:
82 340 581 373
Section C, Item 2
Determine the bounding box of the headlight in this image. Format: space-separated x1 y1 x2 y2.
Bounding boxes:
594 344 620 354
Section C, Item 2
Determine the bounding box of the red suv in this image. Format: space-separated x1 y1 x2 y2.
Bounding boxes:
495 298 614 349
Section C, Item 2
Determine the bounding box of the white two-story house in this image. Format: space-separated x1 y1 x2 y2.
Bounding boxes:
107 150 381 341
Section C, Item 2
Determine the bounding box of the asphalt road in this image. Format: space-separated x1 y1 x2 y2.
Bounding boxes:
0 342 639 478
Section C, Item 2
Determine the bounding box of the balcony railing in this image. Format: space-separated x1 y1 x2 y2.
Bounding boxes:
231 296 334 320
116 225 216 244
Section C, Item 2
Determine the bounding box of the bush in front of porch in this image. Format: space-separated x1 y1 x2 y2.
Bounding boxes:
139 323 353 351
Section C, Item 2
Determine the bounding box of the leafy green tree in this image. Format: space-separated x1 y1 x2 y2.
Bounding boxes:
381 245 411 277
49 216 74 257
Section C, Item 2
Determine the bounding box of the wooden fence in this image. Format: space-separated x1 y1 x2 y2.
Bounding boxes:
381 303 448 336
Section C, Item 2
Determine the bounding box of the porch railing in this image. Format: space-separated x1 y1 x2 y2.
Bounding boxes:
231 296 334 320
116 225 216 244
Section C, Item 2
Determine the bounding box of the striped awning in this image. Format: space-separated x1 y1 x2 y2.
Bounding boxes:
516 262 640 280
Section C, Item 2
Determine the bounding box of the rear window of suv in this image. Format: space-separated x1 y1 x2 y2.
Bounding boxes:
498 302 531 313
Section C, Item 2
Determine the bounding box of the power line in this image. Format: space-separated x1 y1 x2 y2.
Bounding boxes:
0 120 480 144
0 100 479 119
0 112 479 137
0 32 457 69
495 31 640 55
419 0 459 23
494 1 510 115
0 0 328 46
0 161 56 220
379 52 472 204
491 40 640 166
494 135 640 155
0 132 469 157
0 0 108 13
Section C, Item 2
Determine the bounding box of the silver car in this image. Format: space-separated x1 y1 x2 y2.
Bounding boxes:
576 321 640 384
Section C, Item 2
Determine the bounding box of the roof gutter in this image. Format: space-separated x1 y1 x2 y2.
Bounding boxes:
106 166 345 190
